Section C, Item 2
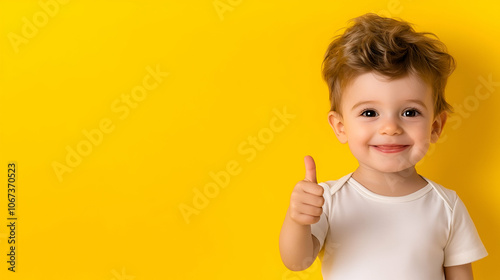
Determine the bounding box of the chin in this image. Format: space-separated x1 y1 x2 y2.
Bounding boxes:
367 163 416 175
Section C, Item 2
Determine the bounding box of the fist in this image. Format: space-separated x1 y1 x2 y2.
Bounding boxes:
289 155 325 225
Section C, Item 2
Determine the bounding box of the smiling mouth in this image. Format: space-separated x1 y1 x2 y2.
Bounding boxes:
372 145 409 153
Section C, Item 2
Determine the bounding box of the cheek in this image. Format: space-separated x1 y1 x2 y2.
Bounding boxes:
409 122 433 141
409 124 432 158
413 142 430 158
345 121 372 139
346 125 373 154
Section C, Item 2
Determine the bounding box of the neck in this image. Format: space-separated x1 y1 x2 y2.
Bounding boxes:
351 166 427 196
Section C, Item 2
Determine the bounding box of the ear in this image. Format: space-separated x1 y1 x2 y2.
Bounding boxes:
431 111 447 143
328 111 348 144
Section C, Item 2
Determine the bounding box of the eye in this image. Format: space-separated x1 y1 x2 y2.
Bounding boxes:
402 108 420 117
360 109 378 117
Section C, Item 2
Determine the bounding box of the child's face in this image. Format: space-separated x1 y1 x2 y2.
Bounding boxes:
328 71 447 174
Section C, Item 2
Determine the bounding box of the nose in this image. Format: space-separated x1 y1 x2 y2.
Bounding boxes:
378 116 403 136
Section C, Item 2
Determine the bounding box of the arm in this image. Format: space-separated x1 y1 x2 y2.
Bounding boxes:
279 209 322 271
444 263 473 280
279 156 325 271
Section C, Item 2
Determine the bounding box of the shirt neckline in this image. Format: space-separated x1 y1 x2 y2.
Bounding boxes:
348 176 433 203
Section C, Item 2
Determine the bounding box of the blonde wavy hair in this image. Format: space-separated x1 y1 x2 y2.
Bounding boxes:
321 13 455 117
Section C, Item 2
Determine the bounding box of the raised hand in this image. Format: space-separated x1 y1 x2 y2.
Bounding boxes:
288 155 325 225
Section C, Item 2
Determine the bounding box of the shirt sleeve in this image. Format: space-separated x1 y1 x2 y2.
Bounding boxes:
443 195 488 267
310 182 331 251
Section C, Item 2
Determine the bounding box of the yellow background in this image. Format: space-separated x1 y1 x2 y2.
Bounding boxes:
0 0 499 279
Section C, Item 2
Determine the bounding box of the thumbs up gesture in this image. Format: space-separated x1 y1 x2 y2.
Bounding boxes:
288 155 325 225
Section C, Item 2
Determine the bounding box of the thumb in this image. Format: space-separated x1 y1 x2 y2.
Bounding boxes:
304 155 317 183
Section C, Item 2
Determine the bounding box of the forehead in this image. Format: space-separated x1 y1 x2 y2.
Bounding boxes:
341 72 432 108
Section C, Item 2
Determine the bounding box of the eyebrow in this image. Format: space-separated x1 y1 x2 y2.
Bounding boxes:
351 99 428 110
406 99 428 109
351 101 379 111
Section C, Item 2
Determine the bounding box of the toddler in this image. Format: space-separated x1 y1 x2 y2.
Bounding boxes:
279 13 488 280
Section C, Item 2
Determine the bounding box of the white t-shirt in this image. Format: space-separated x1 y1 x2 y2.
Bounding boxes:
311 173 488 280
